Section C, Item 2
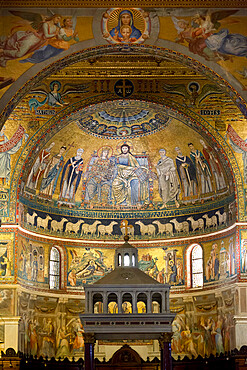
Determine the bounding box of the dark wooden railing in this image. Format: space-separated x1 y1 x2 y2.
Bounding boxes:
1 346 247 369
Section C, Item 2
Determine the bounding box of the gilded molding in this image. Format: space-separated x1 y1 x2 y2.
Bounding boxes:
1 0 246 7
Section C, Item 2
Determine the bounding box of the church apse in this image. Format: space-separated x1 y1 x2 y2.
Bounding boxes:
15 99 235 241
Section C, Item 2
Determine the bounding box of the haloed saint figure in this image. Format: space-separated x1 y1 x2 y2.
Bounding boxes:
102 8 150 44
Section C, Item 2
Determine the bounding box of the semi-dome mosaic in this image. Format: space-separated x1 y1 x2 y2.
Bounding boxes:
17 98 235 240
75 100 170 139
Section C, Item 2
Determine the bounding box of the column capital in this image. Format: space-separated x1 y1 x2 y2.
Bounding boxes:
158 332 173 347
83 332 96 345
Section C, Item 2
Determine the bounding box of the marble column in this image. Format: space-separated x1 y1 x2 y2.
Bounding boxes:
159 332 173 370
83 333 95 370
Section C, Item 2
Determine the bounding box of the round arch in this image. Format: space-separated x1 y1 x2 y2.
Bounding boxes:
0 41 246 124
0 42 245 222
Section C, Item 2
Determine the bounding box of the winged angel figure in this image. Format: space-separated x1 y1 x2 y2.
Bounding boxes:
0 10 79 67
28 80 89 111
172 9 247 61
163 82 223 107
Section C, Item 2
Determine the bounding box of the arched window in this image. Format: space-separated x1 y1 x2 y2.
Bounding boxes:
124 253 130 266
93 293 103 314
49 246 60 290
118 253 122 266
132 254 135 266
186 244 203 288
108 293 118 314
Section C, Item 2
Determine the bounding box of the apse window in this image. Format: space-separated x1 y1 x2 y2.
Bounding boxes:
49 246 60 290
191 244 203 288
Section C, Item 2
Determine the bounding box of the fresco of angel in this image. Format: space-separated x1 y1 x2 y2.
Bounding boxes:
0 11 61 67
20 15 79 64
172 10 247 61
28 80 89 111
162 81 223 107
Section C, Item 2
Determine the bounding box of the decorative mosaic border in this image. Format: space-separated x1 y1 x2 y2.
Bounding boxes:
1 1 246 8
20 194 234 220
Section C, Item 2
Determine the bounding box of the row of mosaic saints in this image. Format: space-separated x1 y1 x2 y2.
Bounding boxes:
23 139 227 209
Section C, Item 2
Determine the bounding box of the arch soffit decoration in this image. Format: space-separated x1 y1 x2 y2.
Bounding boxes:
1 42 245 220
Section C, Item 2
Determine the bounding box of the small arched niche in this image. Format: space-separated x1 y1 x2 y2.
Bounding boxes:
152 292 162 313
124 253 130 266
122 292 132 314
108 293 118 314
137 292 147 313
93 293 103 313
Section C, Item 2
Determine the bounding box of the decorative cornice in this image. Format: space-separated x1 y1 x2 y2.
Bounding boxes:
0 0 246 7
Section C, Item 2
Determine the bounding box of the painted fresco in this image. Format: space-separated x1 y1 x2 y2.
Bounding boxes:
0 8 246 89
0 9 93 95
102 8 151 44
159 9 247 89
170 10 247 61
17 286 235 360
18 293 84 358
170 295 234 359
